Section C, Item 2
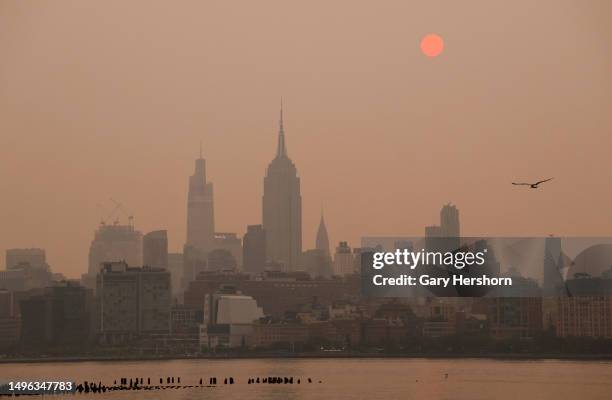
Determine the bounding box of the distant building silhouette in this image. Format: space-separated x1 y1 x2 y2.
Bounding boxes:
208 249 237 271
262 104 302 271
167 252 183 296
182 245 206 289
243 225 266 273
1 250 53 292
543 236 565 295
315 211 330 256
300 249 332 278
143 230 168 269
333 242 354 276
85 222 142 289
185 146 215 255
213 233 242 267
20 282 93 347
425 203 460 253
440 203 460 238
6 248 47 270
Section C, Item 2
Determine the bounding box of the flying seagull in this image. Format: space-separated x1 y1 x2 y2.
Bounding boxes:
512 178 553 189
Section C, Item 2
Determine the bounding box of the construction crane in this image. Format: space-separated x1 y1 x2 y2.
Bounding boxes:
97 199 135 227
110 198 135 227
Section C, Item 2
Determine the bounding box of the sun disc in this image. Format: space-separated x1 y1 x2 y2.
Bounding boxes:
421 34 444 57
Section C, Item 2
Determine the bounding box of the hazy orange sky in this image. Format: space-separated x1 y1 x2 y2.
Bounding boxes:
1 1 611 278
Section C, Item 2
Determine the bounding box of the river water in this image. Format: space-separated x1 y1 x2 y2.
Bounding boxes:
1 358 611 399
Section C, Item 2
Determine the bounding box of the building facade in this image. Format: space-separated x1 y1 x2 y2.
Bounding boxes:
96 262 171 344
86 223 142 289
19 282 93 348
243 225 266 273
143 230 168 269
557 296 612 338
185 150 215 255
6 248 47 270
333 242 354 276
213 232 242 267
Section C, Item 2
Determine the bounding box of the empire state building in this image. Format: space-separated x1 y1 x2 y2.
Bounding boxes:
262 104 302 271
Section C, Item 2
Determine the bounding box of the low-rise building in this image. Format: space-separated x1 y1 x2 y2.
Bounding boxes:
249 322 309 348
199 288 263 350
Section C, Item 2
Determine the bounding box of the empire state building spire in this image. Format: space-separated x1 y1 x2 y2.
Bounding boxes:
276 99 287 158
263 102 302 271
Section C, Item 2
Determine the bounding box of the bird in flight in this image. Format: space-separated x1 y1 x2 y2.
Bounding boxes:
512 178 553 189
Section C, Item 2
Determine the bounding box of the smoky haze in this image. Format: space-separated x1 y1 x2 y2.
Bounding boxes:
1 0 611 278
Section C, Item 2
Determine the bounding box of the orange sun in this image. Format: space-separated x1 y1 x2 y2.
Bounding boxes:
420 34 444 57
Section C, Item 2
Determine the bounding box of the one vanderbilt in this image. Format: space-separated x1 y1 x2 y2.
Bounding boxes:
372 249 487 270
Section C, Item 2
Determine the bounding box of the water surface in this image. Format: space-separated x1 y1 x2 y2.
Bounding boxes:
1 358 611 399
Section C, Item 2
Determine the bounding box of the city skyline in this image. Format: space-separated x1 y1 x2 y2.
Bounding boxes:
1 98 611 279
2 1 612 278
2 2 612 396
1 102 611 278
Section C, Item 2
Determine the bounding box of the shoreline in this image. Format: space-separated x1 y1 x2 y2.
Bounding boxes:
3 353 612 364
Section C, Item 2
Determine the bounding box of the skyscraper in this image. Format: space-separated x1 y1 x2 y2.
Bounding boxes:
315 211 330 256
333 241 354 276
425 203 460 253
543 236 565 295
440 203 460 238
143 230 168 269
262 104 302 271
186 145 215 254
87 223 142 277
243 225 266 273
